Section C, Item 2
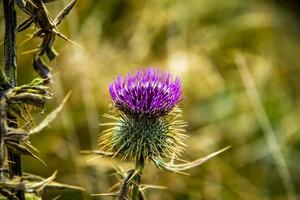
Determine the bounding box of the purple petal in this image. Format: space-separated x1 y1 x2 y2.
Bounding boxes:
109 68 182 117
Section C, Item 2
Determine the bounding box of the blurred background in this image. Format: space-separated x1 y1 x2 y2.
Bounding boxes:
1 0 300 199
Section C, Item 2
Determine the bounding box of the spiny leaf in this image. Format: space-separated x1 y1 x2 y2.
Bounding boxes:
18 17 35 32
16 0 37 16
33 57 52 81
0 176 24 190
25 141 41 154
15 0 26 9
126 168 142 183
18 85 51 95
6 141 33 156
43 182 84 191
39 32 57 60
5 141 46 166
29 92 71 135
7 104 26 121
26 171 57 195
0 188 18 200
4 129 29 142
152 146 230 172
43 0 60 3
52 195 61 200
24 193 42 200
20 30 43 46
54 0 77 26
23 172 84 192
55 31 83 49
46 47 58 61
9 93 50 108
107 182 121 193
0 193 42 200
139 184 167 191
20 48 40 55
91 192 119 197
46 33 56 58
30 77 49 86
80 150 115 157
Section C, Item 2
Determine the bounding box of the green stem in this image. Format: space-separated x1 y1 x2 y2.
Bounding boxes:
118 157 145 200
2 1 25 199
119 170 135 200
131 172 142 200
132 157 145 200
3 0 17 87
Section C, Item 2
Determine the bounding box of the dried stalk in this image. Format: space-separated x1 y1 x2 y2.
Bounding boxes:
2 1 25 199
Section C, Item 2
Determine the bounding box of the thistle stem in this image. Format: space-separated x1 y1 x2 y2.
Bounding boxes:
2 1 25 199
118 157 145 200
119 170 135 200
131 172 142 200
132 157 145 200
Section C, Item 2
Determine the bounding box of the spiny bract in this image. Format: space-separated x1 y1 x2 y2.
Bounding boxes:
99 68 187 161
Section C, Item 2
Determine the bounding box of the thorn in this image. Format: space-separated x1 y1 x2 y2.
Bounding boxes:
20 48 40 55
55 31 84 49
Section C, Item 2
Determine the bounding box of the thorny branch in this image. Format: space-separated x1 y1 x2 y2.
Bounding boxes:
17 0 78 82
2 1 25 199
119 170 135 200
1 0 80 199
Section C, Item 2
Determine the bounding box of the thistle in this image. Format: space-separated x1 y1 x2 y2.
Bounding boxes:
92 68 229 200
100 68 186 163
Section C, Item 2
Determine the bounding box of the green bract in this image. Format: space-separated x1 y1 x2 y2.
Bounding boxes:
99 107 187 161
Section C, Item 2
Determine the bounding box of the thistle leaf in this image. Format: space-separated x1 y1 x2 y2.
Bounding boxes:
55 31 83 49
9 92 51 108
46 47 58 61
0 176 24 190
139 184 167 191
43 0 60 3
5 141 46 166
80 150 115 157
6 141 33 156
152 146 230 172
42 182 84 191
15 0 27 9
91 192 119 197
33 57 52 81
4 129 29 142
0 188 18 200
29 92 70 135
30 77 49 86
54 0 77 26
7 104 26 121
23 172 84 191
24 193 42 200
18 17 35 32
51 195 61 200
26 171 57 195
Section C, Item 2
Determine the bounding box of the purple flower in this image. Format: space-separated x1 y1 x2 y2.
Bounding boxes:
109 68 182 117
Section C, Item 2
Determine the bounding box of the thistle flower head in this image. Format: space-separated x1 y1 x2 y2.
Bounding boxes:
100 68 186 162
109 68 181 117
